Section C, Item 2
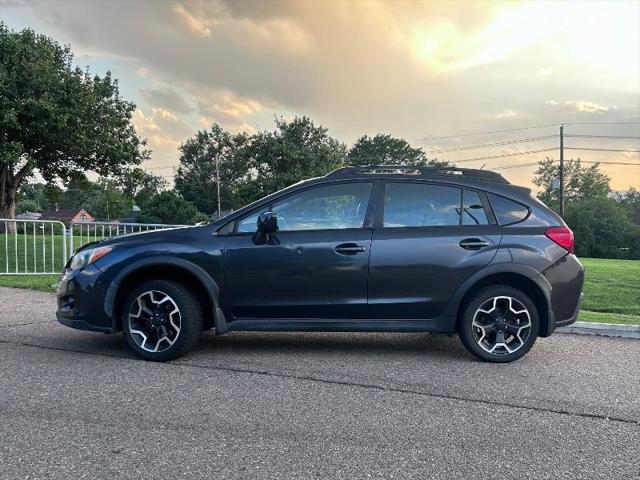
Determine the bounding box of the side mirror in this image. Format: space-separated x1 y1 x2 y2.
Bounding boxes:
257 211 278 234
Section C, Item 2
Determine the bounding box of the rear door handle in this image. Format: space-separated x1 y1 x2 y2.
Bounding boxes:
459 238 491 250
334 243 367 255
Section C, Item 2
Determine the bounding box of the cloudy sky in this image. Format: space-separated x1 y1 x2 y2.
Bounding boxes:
2 0 639 190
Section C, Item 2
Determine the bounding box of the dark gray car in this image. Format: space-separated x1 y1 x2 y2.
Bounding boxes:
57 165 584 363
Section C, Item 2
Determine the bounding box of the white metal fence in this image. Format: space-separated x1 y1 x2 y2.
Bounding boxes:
1 219 68 275
0 219 184 275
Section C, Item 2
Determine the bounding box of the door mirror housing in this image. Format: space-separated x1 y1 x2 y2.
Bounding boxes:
257 211 278 234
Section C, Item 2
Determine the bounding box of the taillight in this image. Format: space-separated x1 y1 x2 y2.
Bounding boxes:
545 226 574 253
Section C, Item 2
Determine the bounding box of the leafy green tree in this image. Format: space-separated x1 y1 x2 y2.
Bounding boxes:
16 183 53 212
240 116 346 203
15 198 40 214
533 158 610 211
116 168 167 208
88 179 134 220
565 197 638 259
174 125 249 214
615 188 640 225
137 191 208 225
347 134 438 166
0 24 148 228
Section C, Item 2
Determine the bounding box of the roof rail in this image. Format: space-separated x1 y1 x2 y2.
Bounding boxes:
326 165 510 184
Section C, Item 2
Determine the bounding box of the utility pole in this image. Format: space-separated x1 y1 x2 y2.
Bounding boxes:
559 124 564 217
215 155 221 219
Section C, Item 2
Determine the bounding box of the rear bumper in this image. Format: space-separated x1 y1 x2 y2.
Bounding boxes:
554 292 583 328
543 254 585 335
56 265 116 333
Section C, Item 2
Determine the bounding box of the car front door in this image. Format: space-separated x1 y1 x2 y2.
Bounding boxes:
368 181 502 319
222 181 375 320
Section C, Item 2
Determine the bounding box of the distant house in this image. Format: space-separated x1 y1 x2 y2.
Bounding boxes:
16 211 42 221
41 207 94 225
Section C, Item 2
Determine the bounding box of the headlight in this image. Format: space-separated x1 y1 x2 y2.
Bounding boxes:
69 246 113 270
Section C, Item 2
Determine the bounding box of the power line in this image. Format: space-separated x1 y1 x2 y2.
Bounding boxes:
565 134 640 140
582 161 640 166
489 159 640 172
565 147 640 153
564 121 640 126
415 123 559 142
453 147 558 163
426 135 558 154
493 162 539 170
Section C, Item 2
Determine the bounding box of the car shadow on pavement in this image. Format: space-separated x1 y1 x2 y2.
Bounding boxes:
193 330 471 360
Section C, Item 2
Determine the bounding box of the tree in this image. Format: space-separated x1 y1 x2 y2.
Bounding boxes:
0 24 148 228
346 134 449 167
174 125 249 214
533 158 610 211
116 168 167 208
347 134 430 166
240 116 346 203
615 188 640 225
16 182 53 212
565 197 638 259
137 191 208 225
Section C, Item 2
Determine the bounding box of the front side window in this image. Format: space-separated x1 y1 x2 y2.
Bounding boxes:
384 183 461 227
383 183 490 227
236 183 372 232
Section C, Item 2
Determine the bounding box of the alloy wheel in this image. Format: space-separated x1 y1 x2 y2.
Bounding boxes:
472 296 532 355
128 290 181 353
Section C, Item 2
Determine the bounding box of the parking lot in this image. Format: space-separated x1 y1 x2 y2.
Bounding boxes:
1 286 638 479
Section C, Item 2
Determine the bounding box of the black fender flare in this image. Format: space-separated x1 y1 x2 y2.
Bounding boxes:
103 256 227 333
442 263 554 333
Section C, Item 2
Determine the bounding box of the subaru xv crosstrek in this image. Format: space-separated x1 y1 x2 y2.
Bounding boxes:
57 166 584 363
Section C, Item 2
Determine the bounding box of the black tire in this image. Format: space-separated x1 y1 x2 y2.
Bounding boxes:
122 280 203 361
458 285 539 363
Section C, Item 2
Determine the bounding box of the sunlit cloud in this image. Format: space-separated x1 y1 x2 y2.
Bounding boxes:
2 0 637 190
172 2 215 38
489 109 519 120
546 100 615 114
195 89 267 122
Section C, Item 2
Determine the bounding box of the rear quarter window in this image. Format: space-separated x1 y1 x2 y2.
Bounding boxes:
489 194 529 226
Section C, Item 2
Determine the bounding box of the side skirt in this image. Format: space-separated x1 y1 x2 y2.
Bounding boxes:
226 317 456 334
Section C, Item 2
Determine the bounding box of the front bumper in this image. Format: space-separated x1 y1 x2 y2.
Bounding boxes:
56 265 116 333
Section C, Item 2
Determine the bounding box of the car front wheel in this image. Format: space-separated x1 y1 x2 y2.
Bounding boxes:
458 285 539 363
122 280 203 361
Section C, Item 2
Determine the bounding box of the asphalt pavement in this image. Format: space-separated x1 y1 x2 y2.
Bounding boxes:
0 286 638 479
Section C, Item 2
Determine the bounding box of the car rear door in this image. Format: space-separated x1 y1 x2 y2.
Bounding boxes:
222 181 375 320
368 181 501 319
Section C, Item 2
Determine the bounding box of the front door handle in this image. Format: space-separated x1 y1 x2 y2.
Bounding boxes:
459 238 491 250
334 243 367 255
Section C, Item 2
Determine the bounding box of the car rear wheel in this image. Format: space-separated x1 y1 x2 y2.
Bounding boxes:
458 285 539 363
122 280 203 361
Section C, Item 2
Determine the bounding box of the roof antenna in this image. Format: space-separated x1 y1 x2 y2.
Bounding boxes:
480 164 486 169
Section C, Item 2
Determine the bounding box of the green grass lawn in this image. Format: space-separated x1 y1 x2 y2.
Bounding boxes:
0 255 638 325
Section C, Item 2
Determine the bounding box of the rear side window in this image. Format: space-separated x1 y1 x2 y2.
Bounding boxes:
489 194 529 226
384 183 489 227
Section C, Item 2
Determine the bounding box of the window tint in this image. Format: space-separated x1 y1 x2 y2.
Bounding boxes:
489 193 529 226
384 183 461 227
462 190 489 225
236 183 372 232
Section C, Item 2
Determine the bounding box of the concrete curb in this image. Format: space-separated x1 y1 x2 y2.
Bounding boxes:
556 322 640 339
